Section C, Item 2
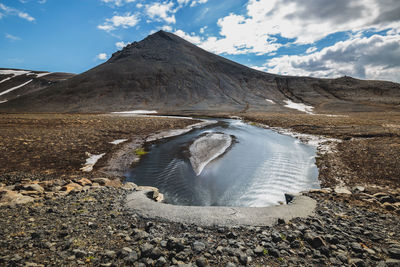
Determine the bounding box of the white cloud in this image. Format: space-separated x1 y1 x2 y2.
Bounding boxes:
98 13 139 32
145 2 176 24
175 0 400 56
177 0 208 7
115 41 127 49
190 0 208 7
0 3 35 22
97 53 108 60
250 65 267 72
5 33 21 41
265 33 400 82
101 0 136 7
306 47 317 54
177 0 190 5
161 25 173 31
199 26 207 34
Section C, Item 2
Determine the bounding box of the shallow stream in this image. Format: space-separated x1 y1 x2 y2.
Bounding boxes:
126 119 319 207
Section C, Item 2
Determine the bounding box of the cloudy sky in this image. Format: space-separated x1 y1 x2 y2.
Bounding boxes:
1 0 399 82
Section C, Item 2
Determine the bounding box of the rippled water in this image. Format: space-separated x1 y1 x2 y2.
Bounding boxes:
126 119 319 207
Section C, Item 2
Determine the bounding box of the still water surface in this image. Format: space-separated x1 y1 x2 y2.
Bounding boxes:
126 119 319 207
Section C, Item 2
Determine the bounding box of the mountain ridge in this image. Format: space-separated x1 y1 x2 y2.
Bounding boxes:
1 30 399 114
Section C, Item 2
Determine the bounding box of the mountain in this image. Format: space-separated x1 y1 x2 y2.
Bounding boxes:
1 31 399 114
0 69 75 105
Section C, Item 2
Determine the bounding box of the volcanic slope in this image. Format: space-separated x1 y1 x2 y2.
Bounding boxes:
1 31 399 114
0 69 75 105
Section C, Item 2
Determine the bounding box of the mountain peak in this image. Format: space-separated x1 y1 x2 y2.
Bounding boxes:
109 31 181 63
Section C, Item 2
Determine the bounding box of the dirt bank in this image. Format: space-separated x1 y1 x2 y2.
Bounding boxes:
0 114 196 185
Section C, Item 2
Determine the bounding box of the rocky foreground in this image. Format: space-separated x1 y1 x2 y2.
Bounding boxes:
1 113 400 266
1 177 400 267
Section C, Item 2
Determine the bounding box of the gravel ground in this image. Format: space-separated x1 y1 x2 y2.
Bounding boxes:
1 186 399 267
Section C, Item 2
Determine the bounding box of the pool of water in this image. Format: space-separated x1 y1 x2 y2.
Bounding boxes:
126 119 319 207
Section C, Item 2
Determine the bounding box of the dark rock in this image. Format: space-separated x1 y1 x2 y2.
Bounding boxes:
350 258 366 267
320 246 330 257
88 222 98 229
132 229 149 240
271 231 282 243
254 246 264 255
238 252 248 264
335 252 348 263
388 247 400 259
227 232 237 238
196 257 208 267
72 249 86 258
193 241 206 252
304 233 326 249
167 237 185 252
386 259 400 267
150 247 163 259
290 240 301 249
269 248 280 258
277 218 286 224
351 242 363 254
118 247 133 258
124 252 139 264
155 256 167 267
326 234 339 244
104 250 116 259
140 243 154 258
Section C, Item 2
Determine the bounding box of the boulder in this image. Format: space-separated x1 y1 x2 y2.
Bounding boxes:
122 182 137 190
0 189 35 206
104 178 122 188
22 183 44 193
382 203 396 211
334 187 352 195
91 178 110 186
75 178 92 186
304 233 326 248
352 186 365 192
61 182 83 194
137 186 164 202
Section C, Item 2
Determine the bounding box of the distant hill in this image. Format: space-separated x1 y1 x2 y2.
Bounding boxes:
0 68 75 106
1 31 399 114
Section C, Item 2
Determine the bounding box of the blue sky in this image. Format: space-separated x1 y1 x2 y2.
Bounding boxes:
1 0 399 82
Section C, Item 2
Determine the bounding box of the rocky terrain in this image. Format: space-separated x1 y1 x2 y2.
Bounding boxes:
0 31 399 114
0 112 400 266
1 177 400 266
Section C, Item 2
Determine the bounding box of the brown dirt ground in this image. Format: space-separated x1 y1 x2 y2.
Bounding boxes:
243 112 400 188
0 114 195 185
1 112 399 190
